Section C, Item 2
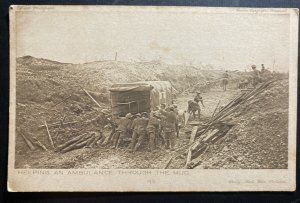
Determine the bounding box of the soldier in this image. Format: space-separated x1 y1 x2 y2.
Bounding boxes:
171 104 180 137
159 106 178 150
147 111 161 152
190 92 205 119
112 113 133 149
128 113 141 151
158 103 166 146
251 65 261 88
260 64 272 81
105 114 118 145
85 109 111 147
160 103 166 110
222 70 229 91
133 112 149 153
261 64 266 74
194 92 205 107
172 104 179 115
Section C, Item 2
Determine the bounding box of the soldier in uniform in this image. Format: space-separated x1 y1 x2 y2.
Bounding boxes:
132 112 149 153
222 70 229 91
251 65 261 88
194 92 204 107
128 113 141 151
86 109 112 146
190 92 205 119
147 111 161 152
159 106 178 150
158 103 166 146
171 104 180 137
112 113 133 149
260 64 272 81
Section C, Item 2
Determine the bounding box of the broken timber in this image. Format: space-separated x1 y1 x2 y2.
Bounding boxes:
20 132 36 150
79 86 101 108
32 137 48 151
44 121 55 149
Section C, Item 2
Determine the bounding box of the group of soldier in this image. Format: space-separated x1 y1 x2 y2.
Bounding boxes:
250 64 272 87
87 103 180 153
224 64 273 90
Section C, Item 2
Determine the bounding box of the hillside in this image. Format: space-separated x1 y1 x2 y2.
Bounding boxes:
16 56 244 104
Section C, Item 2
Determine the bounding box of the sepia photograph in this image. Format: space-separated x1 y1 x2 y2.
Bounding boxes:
8 6 298 191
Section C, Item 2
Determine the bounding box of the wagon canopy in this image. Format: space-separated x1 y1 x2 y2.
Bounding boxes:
109 81 177 116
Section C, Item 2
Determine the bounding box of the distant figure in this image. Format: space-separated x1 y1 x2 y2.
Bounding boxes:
260 64 272 81
222 70 229 91
251 65 261 88
238 78 250 89
261 64 266 74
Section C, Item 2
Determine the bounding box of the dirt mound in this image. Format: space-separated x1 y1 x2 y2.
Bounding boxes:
17 56 245 96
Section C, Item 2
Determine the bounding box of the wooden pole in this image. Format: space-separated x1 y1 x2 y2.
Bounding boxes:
80 86 101 108
44 121 55 149
33 138 48 151
20 133 36 150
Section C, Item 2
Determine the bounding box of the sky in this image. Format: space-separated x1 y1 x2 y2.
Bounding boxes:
16 7 291 72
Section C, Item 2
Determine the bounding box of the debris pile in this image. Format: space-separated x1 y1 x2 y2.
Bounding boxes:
166 79 288 169
15 86 109 160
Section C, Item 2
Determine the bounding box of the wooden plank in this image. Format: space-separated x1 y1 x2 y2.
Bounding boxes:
202 129 219 142
44 121 55 149
189 126 198 144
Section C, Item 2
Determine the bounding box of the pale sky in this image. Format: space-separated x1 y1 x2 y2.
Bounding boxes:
16 7 291 72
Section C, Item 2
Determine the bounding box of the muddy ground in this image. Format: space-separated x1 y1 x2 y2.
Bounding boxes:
14 56 288 169
16 87 239 169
